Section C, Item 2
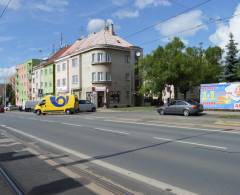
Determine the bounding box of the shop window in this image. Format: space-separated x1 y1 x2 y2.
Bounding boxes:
109 91 120 104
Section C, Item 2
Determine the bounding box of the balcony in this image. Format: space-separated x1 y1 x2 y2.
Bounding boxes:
91 60 111 65
92 80 112 84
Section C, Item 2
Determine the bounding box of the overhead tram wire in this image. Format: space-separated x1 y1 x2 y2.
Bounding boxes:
124 0 213 39
0 0 12 19
139 12 240 46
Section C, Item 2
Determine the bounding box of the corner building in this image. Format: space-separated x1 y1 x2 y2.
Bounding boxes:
55 24 142 108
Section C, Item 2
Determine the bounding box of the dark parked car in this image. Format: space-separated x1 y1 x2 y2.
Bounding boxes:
0 105 5 113
157 100 203 116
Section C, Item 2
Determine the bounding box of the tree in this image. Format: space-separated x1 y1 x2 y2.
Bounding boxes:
224 33 239 82
139 37 223 100
6 84 15 105
203 46 223 83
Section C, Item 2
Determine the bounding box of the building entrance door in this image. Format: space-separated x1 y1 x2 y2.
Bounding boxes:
97 91 104 107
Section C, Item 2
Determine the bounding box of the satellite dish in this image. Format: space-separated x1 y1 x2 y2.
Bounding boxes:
136 51 141 57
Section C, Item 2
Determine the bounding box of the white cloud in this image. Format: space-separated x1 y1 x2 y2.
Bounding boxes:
0 36 14 42
87 18 113 33
134 0 171 9
209 4 240 49
31 0 69 12
0 0 22 10
112 0 128 6
156 10 206 37
0 66 16 82
113 9 139 19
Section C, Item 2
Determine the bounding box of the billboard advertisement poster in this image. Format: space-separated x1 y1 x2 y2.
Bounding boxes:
200 82 240 110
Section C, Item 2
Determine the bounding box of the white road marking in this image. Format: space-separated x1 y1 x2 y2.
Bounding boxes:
2 125 197 195
0 138 15 143
93 128 129 135
61 122 83 127
153 137 227 150
104 119 240 135
61 122 129 135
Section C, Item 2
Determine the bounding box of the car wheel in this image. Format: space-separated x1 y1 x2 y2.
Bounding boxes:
158 109 164 115
65 109 71 115
36 110 41 115
92 107 96 112
183 109 190 117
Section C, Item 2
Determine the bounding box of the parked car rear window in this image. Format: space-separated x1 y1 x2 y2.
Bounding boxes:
79 100 86 104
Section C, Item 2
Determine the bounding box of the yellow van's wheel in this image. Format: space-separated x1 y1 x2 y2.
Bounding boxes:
36 110 41 115
65 109 71 115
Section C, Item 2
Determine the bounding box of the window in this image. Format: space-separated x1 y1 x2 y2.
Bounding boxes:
36 83 38 88
72 58 78 68
49 67 53 73
125 55 130 63
72 75 78 84
98 72 103 81
40 82 43 87
45 82 47 87
125 73 130 81
79 100 86 104
92 72 97 81
92 53 95 63
62 63 66 71
169 101 176 106
97 53 103 62
62 78 66 86
176 101 187 106
41 70 43 75
44 69 47 75
33 78 35 84
57 79 60 87
106 72 111 81
33 88 35 93
110 91 120 104
49 82 52 87
57 65 60 72
106 53 111 62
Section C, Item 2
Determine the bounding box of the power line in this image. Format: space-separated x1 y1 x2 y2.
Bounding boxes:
0 0 12 19
124 0 213 39
139 11 240 46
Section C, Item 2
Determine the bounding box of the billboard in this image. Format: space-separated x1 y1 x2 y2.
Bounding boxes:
200 82 240 110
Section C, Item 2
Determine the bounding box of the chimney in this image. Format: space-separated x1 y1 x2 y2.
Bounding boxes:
109 23 115 35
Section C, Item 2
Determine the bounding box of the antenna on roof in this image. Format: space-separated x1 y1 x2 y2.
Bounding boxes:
52 44 55 54
60 32 63 48
104 20 108 31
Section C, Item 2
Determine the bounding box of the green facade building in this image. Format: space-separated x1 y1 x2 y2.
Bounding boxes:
15 59 41 106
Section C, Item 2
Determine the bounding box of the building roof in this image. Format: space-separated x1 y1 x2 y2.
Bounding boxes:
46 45 71 65
59 24 134 58
33 46 71 70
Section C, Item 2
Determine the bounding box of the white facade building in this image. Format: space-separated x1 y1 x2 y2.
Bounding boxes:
55 24 142 107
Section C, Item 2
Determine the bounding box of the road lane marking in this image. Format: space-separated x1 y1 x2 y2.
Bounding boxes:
61 122 83 127
60 122 129 135
104 119 240 135
93 128 129 135
153 137 227 150
2 125 197 195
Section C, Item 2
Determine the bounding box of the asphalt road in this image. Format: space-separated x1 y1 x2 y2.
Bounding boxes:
1 111 240 195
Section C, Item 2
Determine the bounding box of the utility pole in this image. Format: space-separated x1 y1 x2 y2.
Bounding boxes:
4 78 7 106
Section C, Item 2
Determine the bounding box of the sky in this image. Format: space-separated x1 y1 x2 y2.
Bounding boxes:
0 0 240 81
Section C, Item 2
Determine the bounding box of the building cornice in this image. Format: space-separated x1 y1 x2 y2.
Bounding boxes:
55 44 143 61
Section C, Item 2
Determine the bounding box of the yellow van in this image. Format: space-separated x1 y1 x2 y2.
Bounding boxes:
34 95 79 115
